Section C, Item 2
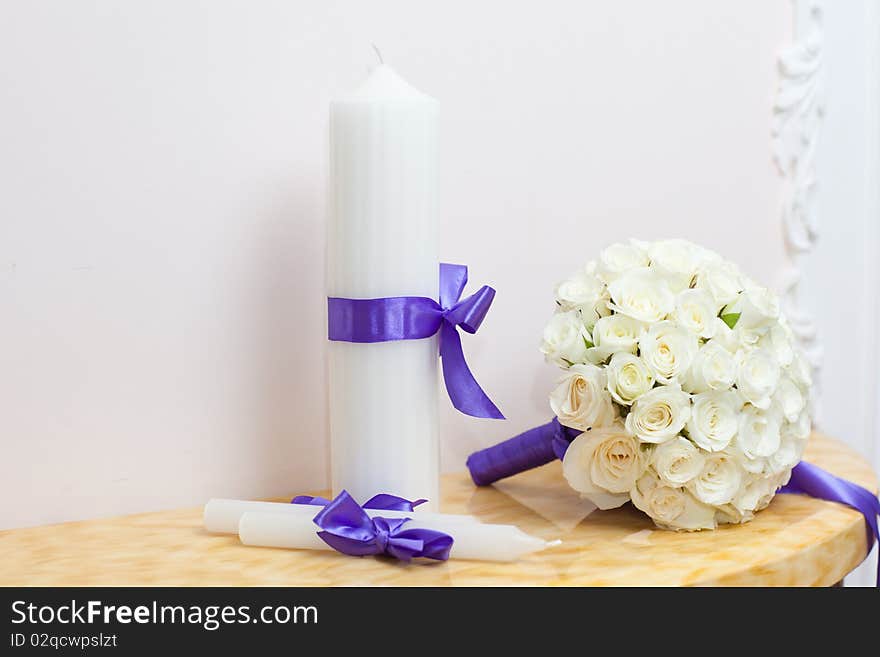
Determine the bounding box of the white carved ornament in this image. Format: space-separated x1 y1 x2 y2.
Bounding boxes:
771 1 824 418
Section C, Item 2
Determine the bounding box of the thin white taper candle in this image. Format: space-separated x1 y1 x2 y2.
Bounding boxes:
327 63 440 508
238 511 554 562
204 498 477 535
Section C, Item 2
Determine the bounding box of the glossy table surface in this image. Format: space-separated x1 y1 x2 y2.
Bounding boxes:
1 433 875 586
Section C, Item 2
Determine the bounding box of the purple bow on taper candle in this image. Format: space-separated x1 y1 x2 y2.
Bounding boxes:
467 420 880 586
328 263 504 419
304 490 453 562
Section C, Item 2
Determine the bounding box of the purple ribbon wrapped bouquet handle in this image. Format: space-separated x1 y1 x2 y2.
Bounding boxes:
328 263 504 419
466 418 578 486
293 491 452 562
467 419 880 585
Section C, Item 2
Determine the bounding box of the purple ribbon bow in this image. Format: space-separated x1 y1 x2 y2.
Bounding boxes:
304 490 453 562
328 263 504 419
467 419 880 586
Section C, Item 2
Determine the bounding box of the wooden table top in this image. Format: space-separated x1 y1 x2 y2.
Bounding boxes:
1 433 875 586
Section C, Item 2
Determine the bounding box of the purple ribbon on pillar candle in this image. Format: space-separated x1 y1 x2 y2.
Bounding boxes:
304 490 453 562
327 263 504 420
467 419 880 586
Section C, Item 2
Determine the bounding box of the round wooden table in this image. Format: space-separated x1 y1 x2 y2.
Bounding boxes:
1 433 875 586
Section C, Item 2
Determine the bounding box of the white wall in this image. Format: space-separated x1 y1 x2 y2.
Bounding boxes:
0 1 791 529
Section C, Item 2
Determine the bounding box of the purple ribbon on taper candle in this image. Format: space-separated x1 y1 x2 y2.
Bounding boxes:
292 492 428 512
467 420 880 585
328 263 504 419
296 490 453 562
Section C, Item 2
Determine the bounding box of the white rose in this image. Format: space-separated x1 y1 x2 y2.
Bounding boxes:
732 475 779 514
735 326 765 349
605 352 654 405
767 435 802 475
607 268 675 323
586 305 613 333
736 452 767 474
673 289 718 339
774 376 805 423
555 270 605 310
722 433 765 474
714 503 754 526
596 241 650 283
630 472 716 530
688 452 743 506
625 384 691 443
723 283 780 330
554 271 610 332
585 314 645 364
774 468 794 489
638 321 698 385
540 310 589 366
758 323 794 368
782 409 812 441
652 437 705 486
562 421 646 509
686 390 739 452
709 316 740 353
736 348 781 409
549 364 617 431
787 350 813 391
648 239 703 292
795 408 812 440
696 260 742 308
683 341 736 393
736 404 782 459
628 238 652 254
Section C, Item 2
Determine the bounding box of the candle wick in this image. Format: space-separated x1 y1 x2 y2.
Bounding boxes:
371 43 384 65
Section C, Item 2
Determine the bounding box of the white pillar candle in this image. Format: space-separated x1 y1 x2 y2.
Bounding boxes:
327 63 440 508
238 511 554 562
204 498 477 535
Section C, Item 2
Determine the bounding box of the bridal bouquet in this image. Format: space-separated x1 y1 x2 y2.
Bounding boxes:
536 239 812 530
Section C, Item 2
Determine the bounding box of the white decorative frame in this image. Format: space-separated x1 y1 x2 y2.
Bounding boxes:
774 0 880 587
771 0 825 417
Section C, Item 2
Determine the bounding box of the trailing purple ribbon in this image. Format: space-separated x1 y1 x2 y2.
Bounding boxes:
780 461 880 586
328 263 504 419
304 490 453 562
467 419 880 585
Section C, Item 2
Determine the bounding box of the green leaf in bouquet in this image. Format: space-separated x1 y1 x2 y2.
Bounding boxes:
720 312 741 330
